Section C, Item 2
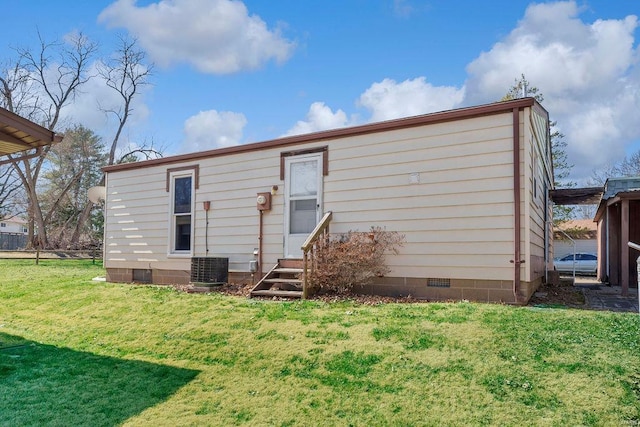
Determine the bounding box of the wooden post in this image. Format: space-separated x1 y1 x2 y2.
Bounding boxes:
597 217 606 282
302 251 308 299
621 199 630 296
608 204 620 285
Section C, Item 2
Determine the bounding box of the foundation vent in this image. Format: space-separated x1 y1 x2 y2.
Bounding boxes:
427 278 451 288
132 269 152 283
190 257 229 285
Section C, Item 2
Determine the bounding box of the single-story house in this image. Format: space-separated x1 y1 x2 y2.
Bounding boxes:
102 97 554 304
0 216 27 234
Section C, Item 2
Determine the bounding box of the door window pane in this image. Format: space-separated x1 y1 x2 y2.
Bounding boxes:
290 199 317 233
290 161 317 197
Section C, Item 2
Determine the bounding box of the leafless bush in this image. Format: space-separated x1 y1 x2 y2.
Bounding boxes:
310 226 405 294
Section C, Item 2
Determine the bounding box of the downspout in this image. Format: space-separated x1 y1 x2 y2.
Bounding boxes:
544 182 549 284
258 210 264 278
511 107 523 302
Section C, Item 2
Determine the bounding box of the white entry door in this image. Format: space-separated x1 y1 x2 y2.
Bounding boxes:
284 153 323 258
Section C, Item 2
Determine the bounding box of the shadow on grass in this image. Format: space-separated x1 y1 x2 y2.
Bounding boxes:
0 332 199 426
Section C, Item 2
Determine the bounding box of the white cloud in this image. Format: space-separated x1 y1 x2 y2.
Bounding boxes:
181 109 247 152
284 77 464 137
281 2 638 184
464 1 640 182
358 77 465 122
98 0 295 74
284 102 351 136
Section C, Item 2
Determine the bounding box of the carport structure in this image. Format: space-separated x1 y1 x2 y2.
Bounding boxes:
552 179 640 297
594 177 640 296
0 107 61 165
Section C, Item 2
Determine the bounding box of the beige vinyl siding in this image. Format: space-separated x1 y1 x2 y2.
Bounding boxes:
324 113 515 281
105 149 285 272
523 108 552 282
105 167 175 268
195 149 283 271
105 109 530 283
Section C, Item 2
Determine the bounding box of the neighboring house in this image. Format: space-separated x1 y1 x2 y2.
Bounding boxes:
0 216 28 250
553 219 597 259
595 176 640 294
102 97 554 304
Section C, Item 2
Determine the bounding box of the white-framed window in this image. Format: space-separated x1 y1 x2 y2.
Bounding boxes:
0 222 6 228
169 170 194 255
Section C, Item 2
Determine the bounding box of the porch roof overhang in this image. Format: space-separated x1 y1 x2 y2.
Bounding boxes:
549 187 603 205
0 108 61 165
594 189 640 222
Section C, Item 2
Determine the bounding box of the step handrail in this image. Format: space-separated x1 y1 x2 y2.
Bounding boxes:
627 241 640 314
301 211 333 299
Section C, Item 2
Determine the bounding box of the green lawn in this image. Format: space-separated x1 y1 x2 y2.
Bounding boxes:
0 259 639 426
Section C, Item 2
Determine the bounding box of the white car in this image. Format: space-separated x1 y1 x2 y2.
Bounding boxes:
553 253 597 275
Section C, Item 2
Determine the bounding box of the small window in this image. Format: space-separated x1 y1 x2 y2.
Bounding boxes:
169 171 194 254
0 223 6 228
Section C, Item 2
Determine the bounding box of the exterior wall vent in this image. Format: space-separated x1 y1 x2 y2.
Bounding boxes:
190 257 229 285
132 269 152 283
427 278 450 288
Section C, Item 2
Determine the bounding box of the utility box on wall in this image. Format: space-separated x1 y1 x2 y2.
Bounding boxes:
256 192 271 211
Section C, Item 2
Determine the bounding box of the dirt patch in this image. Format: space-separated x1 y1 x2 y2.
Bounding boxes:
528 279 586 308
179 281 423 304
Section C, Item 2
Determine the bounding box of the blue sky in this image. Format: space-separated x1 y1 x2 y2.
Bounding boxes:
2 0 639 183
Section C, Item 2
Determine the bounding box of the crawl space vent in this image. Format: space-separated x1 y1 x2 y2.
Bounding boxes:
132 269 152 283
427 278 451 288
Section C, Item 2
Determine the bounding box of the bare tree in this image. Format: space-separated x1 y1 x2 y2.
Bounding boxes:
589 150 640 186
0 58 39 117
0 164 23 219
69 36 154 246
1 32 158 249
3 32 98 248
1 59 38 220
99 35 153 166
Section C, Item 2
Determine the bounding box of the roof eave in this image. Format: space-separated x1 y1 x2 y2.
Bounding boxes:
104 97 541 173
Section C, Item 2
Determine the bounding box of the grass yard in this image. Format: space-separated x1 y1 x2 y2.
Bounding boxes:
0 260 639 426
